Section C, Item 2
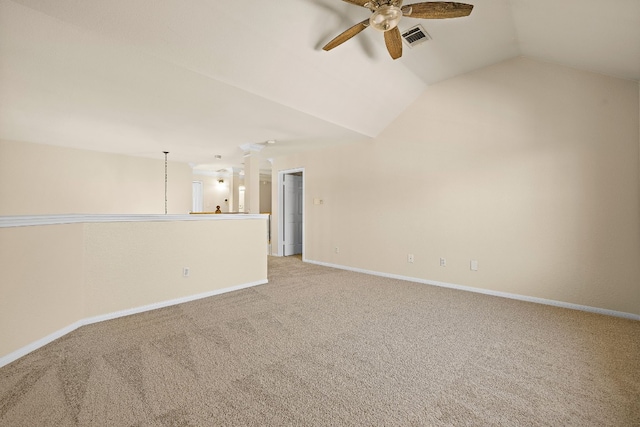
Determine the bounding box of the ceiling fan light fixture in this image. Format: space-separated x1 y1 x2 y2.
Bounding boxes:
370 5 402 32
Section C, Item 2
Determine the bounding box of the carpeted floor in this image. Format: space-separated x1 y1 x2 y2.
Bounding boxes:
1 255 639 426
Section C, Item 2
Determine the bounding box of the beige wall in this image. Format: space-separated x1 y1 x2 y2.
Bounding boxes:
0 140 192 215
272 57 640 316
193 173 272 213
194 175 231 212
0 224 85 354
260 179 272 213
84 219 267 317
0 217 268 361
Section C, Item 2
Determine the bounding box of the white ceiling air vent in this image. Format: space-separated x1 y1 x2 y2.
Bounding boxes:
401 24 431 48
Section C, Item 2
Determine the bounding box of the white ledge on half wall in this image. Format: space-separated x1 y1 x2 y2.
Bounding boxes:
0 213 269 228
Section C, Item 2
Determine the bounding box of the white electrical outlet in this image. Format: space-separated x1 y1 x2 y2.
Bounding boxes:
408 254 414 263
440 257 446 267
335 247 340 254
183 267 190 278
470 260 478 271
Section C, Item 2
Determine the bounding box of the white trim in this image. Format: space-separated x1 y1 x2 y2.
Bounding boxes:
0 321 85 369
187 168 271 181
239 143 265 154
305 259 640 321
0 279 267 368
0 213 268 228
192 170 228 178
82 280 267 325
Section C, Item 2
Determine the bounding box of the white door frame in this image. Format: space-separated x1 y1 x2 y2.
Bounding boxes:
277 168 305 259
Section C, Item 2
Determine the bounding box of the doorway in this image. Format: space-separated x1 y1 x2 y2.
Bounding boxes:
192 181 203 213
279 169 304 257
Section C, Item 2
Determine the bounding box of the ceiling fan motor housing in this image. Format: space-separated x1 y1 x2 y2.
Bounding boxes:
370 5 403 31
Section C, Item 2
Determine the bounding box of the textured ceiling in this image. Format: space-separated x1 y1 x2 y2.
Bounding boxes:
1 0 639 172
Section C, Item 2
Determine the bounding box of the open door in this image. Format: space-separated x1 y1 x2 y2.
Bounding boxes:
282 172 303 256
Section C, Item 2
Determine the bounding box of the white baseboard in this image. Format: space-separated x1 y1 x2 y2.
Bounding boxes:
0 279 268 368
0 321 86 369
305 259 640 321
82 280 268 326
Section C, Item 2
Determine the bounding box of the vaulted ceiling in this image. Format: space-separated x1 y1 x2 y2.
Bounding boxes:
1 0 639 172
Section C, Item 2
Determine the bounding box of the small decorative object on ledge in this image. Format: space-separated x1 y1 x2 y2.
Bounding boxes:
163 151 169 214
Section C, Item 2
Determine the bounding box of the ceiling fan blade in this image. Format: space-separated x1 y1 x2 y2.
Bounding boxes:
341 0 371 7
404 2 473 19
323 19 370 51
384 27 402 60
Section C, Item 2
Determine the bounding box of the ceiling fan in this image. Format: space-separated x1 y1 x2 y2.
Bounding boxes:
323 1 474 60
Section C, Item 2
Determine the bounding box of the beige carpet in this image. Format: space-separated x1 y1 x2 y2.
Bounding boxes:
1 255 639 426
